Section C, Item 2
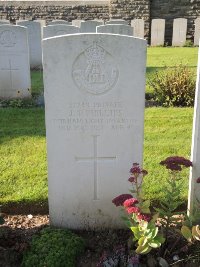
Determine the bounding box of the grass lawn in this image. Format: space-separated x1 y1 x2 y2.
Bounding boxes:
0 47 197 208
0 107 194 206
31 47 199 96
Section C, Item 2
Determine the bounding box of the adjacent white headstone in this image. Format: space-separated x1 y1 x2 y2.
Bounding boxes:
131 19 144 39
43 33 146 229
106 19 128 25
194 18 200 46
151 19 165 46
72 20 84 27
48 20 72 26
188 41 200 216
80 20 104 33
172 18 187 46
0 20 10 25
0 25 31 98
16 20 42 68
97 24 133 36
43 25 80 39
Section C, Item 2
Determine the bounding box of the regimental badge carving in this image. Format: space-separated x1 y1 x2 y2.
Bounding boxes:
0 30 17 47
72 42 119 95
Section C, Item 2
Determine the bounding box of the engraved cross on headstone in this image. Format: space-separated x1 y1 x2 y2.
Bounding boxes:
1 59 19 91
75 135 116 200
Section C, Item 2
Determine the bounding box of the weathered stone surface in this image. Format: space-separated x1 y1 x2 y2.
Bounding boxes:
0 25 31 99
131 19 144 38
0 0 199 43
72 19 85 27
194 17 200 46
0 20 10 25
16 20 43 68
43 24 80 38
48 19 72 25
43 33 146 229
80 20 104 33
97 24 133 36
105 19 128 25
172 18 187 46
151 19 165 46
151 0 200 44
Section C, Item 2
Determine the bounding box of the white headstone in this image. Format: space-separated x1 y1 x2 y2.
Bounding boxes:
0 25 31 98
97 24 133 36
172 18 187 46
151 19 165 46
48 20 72 26
43 25 80 39
36 19 46 27
16 20 42 68
194 18 200 46
188 41 200 216
80 20 104 33
43 34 146 229
131 19 144 39
72 20 85 27
0 20 10 25
106 19 128 25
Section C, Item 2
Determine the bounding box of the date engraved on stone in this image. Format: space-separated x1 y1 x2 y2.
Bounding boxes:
72 42 119 95
0 30 17 47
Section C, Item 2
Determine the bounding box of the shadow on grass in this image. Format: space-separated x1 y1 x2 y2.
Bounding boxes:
2 200 49 215
0 108 46 143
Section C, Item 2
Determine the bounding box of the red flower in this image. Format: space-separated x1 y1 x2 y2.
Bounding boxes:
123 198 139 207
137 213 151 222
166 163 182 171
130 163 148 176
128 176 136 183
126 206 140 214
160 156 192 171
197 177 200 183
112 194 132 207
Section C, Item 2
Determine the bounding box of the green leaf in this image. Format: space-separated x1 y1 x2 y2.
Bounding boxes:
141 200 150 209
151 227 159 239
181 225 192 241
155 235 165 244
150 213 159 224
136 243 152 254
138 236 147 246
149 240 161 248
192 225 200 241
130 226 141 240
140 207 151 214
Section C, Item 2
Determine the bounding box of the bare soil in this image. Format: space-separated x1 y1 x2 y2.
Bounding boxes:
0 214 130 267
1 214 200 267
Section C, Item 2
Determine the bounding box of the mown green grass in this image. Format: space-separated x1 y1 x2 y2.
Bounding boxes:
0 107 194 205
147 47 198 67
0 109 47 204
143 107 193 202
146 47 198 94
30 47 199 96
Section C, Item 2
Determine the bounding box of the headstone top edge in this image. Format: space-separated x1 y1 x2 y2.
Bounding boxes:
42 32 147 43
44 24 79 28
0 24 27 29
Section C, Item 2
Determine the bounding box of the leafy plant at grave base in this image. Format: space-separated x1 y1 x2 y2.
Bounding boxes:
184 40 194 47
0 98 38 108
148 63 196 107
21 227 84 267
107 156 199 266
